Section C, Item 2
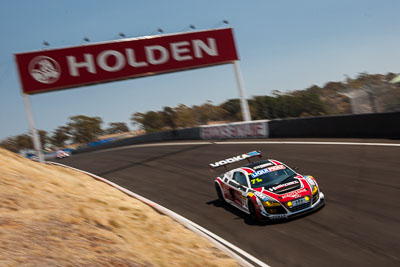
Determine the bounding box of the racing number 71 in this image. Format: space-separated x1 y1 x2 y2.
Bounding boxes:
251 178 262 184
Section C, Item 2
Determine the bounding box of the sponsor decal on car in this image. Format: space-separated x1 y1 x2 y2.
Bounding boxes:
210 151 261 168
268 180 299 192
250 165 286 178
280 188 308 200
253 162 273 170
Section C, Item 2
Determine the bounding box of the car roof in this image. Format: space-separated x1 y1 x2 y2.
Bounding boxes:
218 159 280 177
243 159 274 169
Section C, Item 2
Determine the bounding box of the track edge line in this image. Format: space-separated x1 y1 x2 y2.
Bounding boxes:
46 161 270 267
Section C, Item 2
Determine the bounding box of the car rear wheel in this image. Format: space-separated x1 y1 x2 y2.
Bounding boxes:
215 183 225 203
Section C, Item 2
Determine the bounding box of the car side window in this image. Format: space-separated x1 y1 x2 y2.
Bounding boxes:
233 172 248 187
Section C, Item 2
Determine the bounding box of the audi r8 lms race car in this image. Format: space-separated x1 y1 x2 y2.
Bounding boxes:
211 151 325 221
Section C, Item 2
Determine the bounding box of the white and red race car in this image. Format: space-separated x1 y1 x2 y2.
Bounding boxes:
211 151 325 221
56 150 70 159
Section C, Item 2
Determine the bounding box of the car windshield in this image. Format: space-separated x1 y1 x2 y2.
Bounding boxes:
248 166 296 188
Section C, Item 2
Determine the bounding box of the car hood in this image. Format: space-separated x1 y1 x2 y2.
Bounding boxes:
253 176 312 202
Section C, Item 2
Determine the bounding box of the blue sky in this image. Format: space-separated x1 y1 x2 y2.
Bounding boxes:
1 0 399 140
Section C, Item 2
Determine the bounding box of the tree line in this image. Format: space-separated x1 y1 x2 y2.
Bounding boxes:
1 72 398 153
0 116 130 153
130 90 327 133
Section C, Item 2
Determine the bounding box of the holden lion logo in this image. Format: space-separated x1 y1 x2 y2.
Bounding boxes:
29 56 61 84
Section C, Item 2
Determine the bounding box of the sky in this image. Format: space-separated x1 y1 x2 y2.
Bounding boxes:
0 0 399 140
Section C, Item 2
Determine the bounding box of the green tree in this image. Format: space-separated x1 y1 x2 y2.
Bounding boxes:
38 130 48 148
106 122 129 134
16 134 33 150
67 115 103 143
192 101 228 124
51 126 70 148
131 112 145 128
162 106 177 129
263 96 279 119
174 104 195 128
0 133 42 153
131 111 165 133
0 136 19 153
220 99 242 121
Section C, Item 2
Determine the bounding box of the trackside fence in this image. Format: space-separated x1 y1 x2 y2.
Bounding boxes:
73 127 201 154
267 111 400 138
73 112 400 154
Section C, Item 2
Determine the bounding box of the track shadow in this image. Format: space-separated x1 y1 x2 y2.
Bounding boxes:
206 199 267 226
98 143 212 176
206 199 324 226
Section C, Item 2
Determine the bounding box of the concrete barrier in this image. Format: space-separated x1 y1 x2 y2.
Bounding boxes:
268 112 400 139
73 112 399 154
73 127 201 154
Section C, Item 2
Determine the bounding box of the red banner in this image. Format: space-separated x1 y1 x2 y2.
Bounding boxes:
15 28 238 94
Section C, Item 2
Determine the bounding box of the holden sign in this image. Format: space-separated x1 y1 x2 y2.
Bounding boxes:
28 56 61 84
15 28 238 94
15 28 251 164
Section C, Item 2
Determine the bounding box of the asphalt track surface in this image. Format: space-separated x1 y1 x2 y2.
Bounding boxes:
59 140 400 267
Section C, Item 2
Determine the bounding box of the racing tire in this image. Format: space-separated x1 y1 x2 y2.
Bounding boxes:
215 183 225 203
247 199 258 223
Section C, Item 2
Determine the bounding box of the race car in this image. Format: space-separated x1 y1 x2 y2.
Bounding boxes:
56 150 70 159
211 150 325 221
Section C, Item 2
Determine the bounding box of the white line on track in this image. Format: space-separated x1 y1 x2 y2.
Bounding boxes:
215 141 400 146
102 140 400 154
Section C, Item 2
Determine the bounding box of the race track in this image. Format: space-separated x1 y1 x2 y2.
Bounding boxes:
59 140 400 267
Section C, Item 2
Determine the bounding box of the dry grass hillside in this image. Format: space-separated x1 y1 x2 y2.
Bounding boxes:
0 148 238 266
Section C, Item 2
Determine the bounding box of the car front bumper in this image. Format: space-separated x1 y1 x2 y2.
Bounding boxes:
260 192 325 221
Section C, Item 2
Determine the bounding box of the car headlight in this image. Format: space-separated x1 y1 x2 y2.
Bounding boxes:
263 199 281 207
305 176 316 186
312 185 318 195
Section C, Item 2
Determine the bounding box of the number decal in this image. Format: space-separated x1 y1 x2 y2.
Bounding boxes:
251 178 262 184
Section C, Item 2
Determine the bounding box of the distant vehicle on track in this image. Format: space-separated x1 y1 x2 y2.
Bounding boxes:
211 151 325 222
25 152 38 161
56 150 70 159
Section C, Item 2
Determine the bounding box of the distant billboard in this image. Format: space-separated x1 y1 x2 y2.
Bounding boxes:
15 28 238 95
200 121 269 139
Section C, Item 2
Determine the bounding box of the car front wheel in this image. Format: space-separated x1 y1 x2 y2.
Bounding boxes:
215 183 225 203
247 198 258 222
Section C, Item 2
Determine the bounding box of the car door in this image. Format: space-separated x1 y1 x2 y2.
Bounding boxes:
230 171 249 208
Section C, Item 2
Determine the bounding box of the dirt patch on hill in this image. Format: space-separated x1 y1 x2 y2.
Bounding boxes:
0 148 238 266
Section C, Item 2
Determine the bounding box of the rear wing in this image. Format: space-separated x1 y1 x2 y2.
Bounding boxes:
209 150 262 170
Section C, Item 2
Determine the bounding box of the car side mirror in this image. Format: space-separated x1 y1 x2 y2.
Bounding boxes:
293 167 299 172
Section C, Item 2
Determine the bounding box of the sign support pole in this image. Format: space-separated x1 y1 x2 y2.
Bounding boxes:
22 93 44 163
233 60 252 121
